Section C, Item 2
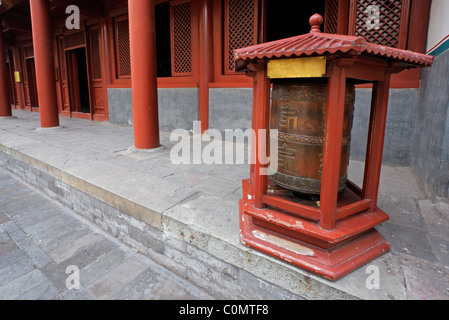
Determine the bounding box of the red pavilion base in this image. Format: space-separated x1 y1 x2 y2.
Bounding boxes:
239 179 391 281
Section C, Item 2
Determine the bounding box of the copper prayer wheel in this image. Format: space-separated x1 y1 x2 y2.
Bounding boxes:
269 80 355 195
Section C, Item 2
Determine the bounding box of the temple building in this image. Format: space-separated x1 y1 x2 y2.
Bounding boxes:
0 0 448 200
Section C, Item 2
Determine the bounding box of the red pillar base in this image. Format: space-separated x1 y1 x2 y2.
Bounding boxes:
239 179 390 281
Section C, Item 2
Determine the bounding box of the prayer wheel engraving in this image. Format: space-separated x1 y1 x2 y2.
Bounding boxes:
269 81 355 195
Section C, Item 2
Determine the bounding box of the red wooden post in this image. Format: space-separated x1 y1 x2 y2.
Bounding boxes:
198 0 214 133
12 49 26 110
99 18 112 86
29 0 60 128
362 75 391 212
0 34 12 117
319 66 347 230
128 0 160 149
253 65 270 209
99 17 111 121
249 75 257 184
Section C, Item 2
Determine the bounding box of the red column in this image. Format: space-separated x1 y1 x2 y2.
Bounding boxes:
362 75 391 212
319 66 347 230
128 0 160 149
29 0 59 127
13 49 26 110
99 17 111 121
198 0 214 133
253 65 270 209
0 35 12 117
249 75 257 184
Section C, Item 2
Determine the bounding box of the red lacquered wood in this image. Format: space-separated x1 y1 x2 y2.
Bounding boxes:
319 66 347 230
241 179 388 243
0 34 12 117
236 13 433 281
253 65 270 209
243 199 389 244
30 0 60 127
198 0 213 133
240 214 390 281
336 199 372 220
240 177 390 280
262 195 321 221
249 75 257 185
346 179 362 197
128 0 160 149
362 75 391 212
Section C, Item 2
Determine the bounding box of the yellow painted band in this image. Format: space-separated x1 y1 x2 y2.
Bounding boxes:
267 57 326 79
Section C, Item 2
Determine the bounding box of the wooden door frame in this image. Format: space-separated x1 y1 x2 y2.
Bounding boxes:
5 60 16 107
65 46 93 120
88 23 108 121
24 57 38 110
66 49 81 114
56 25 95 120
56 36 71 117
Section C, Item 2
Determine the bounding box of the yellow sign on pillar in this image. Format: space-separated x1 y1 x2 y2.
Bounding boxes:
267 56 326 79
14 71 21 83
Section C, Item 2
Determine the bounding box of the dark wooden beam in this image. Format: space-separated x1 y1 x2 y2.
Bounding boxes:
1 14 31 33
0 0 27 15
50 0 104 18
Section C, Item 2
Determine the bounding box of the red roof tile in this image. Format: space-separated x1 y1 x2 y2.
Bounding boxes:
234 15 434 71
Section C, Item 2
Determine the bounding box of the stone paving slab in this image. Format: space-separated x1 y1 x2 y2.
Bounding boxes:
0 166 213 300
0 110 448 300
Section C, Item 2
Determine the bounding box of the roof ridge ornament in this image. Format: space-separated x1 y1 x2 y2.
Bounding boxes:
309 13 323 33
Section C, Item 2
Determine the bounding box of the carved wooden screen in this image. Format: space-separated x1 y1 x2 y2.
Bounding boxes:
24 46 34 59
348 0 411 49
325 0 340 34
10 49 21 106
114 15 131 78
88 26 105 118
89 27 102 80
170 0 192 76
64 30 86 50
57 36 70 113
4 50 15 105
21 46 37 108
223 0 258 74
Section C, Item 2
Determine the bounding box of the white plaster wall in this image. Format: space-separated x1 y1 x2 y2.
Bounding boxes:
426 0 449 53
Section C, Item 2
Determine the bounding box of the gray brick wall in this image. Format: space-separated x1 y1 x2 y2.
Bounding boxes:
411 49 449 200
107 88 199 132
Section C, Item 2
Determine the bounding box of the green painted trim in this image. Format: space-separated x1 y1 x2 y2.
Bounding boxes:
428 38 449 57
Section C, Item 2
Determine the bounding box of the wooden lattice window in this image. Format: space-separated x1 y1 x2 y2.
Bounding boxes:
170 0 192 76
89 27 102 80
349 0 411 49
24 46 34 59
64 31 86 50
325 0 340 34
114 15 131 79
223 0 258 74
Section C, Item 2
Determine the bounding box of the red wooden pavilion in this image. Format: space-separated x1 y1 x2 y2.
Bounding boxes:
235 13 433 280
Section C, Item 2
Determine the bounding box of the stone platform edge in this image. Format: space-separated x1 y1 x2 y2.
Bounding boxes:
0 141 362 300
